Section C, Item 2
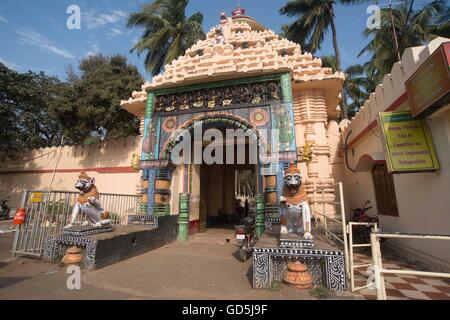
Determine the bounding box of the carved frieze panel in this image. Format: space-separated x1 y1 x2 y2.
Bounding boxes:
153 80 281 114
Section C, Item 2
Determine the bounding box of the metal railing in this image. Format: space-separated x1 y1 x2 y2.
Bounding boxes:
348 221 378 292
310 182 350 280
370 231 450 300
11 190 141 257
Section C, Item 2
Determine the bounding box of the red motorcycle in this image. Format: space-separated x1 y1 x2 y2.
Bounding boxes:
350 200 379 244
235 214 255 262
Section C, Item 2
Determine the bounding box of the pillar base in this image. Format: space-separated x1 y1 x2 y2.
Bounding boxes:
178 193 189 241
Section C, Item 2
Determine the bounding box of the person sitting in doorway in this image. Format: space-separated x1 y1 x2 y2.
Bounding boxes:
244 199 249 218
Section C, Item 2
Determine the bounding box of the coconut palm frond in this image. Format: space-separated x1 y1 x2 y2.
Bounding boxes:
127 0 205 76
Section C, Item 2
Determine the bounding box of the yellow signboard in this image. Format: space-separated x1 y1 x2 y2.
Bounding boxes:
379 111 440 172
30 192 44 203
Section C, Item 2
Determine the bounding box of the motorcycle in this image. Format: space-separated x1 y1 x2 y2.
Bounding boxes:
234 214 256 262
350 200 379 244
0 198 11 220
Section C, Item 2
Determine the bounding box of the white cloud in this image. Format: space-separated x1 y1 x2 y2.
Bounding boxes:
15 29 76 59
84 10 128 30
108 27 124 37
0 15 8 23
113 10 127 18
0 57 22 70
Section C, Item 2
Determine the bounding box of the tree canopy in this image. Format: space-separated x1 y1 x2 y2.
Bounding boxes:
359 0 449 84
0 54 143 159
280 0 370 119
0 64 64 157
53 54 143 144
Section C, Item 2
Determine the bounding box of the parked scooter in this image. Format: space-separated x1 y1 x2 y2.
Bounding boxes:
234 214 256 262
0 198 11 220
350 200 379 244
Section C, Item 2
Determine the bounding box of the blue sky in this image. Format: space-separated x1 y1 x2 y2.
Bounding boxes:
0 0 432 81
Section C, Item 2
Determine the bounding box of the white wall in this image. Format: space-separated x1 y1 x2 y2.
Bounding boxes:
0 136 142 209
341 38 450 271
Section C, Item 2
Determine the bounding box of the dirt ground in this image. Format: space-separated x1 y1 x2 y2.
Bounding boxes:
0 224 359 300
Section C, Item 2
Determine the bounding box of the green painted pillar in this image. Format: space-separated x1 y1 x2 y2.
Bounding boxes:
178 193 189 241
255 193 266 238
280 73 293 103
146 92 155 117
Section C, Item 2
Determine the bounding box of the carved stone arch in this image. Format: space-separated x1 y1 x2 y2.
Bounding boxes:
161 113 270 160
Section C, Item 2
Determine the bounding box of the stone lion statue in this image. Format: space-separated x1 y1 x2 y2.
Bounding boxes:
64 172 111 229
279 163 313 240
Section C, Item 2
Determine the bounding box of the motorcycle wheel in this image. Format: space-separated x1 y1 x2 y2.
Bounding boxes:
239 245 248 262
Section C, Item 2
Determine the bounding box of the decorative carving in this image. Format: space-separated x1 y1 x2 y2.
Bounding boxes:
214 26 225 45
252 247 346 291
162 116 177 133
301 142 313 162
325 256 347 291
127 215 158 229
131 153 141 170
44 235 98 270
140 159 170 169
279 238 314 248
142 118 157 159
153 80 281 114
62 225 113 236
272 104 295 151
253 252 270 288
249 109 269 127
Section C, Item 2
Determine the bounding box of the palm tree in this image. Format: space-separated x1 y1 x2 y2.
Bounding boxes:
127 0 205 76
321 55 376 118
280 0 369 119
359 0 449 84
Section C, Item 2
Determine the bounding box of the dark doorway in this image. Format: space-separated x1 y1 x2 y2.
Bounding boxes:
199 143 257 231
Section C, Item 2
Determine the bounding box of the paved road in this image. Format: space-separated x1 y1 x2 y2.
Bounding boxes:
0 220 15 263
0 227 357 300
0 219 14 228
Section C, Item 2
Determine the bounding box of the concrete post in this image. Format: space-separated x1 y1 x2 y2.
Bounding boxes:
255 193 265 238
178 193 189 241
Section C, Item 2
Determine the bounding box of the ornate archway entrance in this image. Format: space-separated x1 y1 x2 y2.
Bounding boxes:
160 115 267 233
137 72 299 239
161 112 270 160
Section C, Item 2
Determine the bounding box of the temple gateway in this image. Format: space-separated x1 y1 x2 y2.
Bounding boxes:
121 8 345 237
5 5 449 299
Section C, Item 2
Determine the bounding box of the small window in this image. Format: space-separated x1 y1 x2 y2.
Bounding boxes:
372 163 399 216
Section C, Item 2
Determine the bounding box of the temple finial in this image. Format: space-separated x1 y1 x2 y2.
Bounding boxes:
232 4 245 17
